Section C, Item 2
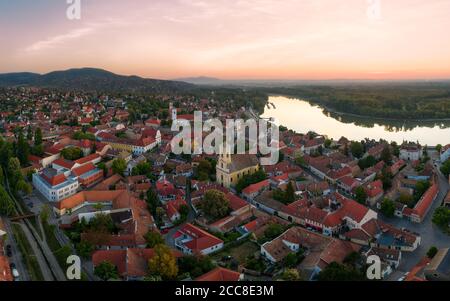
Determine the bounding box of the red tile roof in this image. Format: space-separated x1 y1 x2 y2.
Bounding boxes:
225 193 248 211
53 158 76 169
74 153 101 165
176 223 223 254
242 179 270 195
365 180 384 198
412 183 438 219
0 255 13 281
72 163 96 177
196 267 241 281
42 173 68 186
92 248 182 279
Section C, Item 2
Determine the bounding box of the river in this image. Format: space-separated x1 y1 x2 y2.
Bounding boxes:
261 96 450 146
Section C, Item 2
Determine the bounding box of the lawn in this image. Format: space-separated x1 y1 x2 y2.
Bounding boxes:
213 241 260 264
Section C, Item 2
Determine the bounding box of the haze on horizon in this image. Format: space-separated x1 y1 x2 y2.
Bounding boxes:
1 0 450 81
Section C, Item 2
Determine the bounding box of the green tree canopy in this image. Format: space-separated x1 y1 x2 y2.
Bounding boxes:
200 189 231 220
94 261 119 281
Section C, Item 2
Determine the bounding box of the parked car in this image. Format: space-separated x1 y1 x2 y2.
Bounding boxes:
6 245 12 257
10 263 20 280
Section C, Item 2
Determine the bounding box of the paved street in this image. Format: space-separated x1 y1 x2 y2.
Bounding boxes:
3 219 29 281
383 154 450 280
164 181 196 248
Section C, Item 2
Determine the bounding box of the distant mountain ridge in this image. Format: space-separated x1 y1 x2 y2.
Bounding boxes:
0 68 195 93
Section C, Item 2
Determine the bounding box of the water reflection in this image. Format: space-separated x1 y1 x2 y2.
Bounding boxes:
261 96 450 145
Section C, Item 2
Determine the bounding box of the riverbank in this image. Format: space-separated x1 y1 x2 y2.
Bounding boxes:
261 95 450 146
270 93 450 123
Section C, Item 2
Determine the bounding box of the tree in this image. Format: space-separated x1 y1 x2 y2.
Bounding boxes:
436 144 443 154
398 193 415 208
131 162 152 177
285 182 296 204
17 131 30 166
76 241 95 259
0 165 4 185
380 167 393 190
112 158 127 176
0 184 15 216
354 186 367 205
179 204 189 219
281 268 302 281
89 213 116 233
414 181 431 202
427 246 438 259
295 154 306 167
441 160 450 177
40 205 51 224
235 169 267 193
317 262 364 281
197 160 212 175
26 126 33 141
16 179 32 195
178 255 215 278
432 207 450 230
148 244 179 280
61 147 83 160
146 188 160 215
200 190 230 220
34 128 43 146
264 223 284 240
94 261 119 281
380 145 392 165
144 231 164 248
358 156 376 169
380 198 395 217
350 142 364 159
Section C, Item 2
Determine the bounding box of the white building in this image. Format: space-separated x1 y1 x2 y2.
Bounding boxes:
440 144 450 163
32 168 79 202
400 144 423 161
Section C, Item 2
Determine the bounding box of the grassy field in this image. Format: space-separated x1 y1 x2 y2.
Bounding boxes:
11 223 44 281
213 241 260 264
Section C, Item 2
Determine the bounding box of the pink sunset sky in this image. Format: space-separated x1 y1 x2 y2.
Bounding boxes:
1 0 450 80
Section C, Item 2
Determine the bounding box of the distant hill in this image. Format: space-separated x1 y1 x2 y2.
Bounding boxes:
0 68 195 93
174 76 223 85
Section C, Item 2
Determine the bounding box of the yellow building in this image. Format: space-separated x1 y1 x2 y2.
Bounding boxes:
103 140 133 153
216 153 260 188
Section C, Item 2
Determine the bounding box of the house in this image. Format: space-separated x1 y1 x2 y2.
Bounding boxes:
196 267 242 281
145 119 161 128
55 190 157 249
176 163 193 177
216 153 260 188
205 193 254 233
174 223 224 255
156 178 184 203
364 180 384 206
242 179 270 201
400 143 423 161
72 163 104 188
260 226 360 279
92 248 182 281
440 144 450 163
343 218 421 252
32 168 79 202
166 198 188 222
365 247 402 269
404 182 438 223
338 176 360 194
